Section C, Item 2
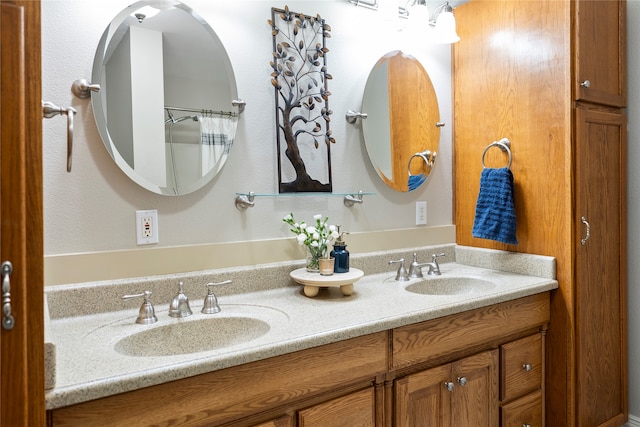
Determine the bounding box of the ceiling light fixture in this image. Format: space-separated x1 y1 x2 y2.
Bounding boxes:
429 2 460 43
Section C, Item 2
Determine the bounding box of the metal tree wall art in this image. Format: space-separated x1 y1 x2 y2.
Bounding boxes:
269 6 334 193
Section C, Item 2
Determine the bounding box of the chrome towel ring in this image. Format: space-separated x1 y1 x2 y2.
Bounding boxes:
408 149 437 176
481 137 512 169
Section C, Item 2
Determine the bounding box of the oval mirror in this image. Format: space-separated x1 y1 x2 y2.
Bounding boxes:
91 0 240 195
361 51 441 192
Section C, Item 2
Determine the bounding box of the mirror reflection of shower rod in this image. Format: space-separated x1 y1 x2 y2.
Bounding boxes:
164 105 237 118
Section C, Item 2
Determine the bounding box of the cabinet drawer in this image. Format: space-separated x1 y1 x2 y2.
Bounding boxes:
393 294 550 370
500 334 542 402
500 390 542 427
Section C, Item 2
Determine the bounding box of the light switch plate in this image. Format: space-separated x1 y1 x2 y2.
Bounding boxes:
416 201 427 225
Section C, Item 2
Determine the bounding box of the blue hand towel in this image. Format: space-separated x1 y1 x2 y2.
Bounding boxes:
472 167 518 244
408 174 426 191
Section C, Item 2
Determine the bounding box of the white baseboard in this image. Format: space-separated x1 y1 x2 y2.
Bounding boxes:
627 414 640 427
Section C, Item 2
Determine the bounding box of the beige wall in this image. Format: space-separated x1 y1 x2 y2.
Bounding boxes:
41 0 455 285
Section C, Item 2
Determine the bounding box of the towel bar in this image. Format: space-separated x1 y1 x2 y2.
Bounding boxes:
481 138 512 169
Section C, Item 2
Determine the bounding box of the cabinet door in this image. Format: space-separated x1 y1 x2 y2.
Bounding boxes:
450 350 499 427
574 0 626 107
575 107 627 426
298 387 375 427
395 364 451 427
252 415 294 427
395 350 498 427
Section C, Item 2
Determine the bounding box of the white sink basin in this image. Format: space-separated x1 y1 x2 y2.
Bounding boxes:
115 316 271 357
405 276 496 296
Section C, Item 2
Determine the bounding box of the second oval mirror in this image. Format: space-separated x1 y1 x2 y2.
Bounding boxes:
362 50 441 192
91 0 241 195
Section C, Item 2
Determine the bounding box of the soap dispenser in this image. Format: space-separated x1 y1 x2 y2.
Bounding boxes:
330 226 350 273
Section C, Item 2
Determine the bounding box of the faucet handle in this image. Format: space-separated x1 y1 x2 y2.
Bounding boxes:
122 290 158 324
431 252 446 262
169 281 192 318
202 280 232 314
428 253 446 276
389 258 410 282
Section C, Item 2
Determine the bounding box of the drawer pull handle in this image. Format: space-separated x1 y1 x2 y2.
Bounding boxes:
456 376 467 386
523 363 533 372
523 424 532 427
443 381 455 392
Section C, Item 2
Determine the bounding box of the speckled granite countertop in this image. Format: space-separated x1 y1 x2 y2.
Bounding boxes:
44 244 558 410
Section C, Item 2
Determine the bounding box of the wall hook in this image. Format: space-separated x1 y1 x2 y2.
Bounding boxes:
42 101 77 172
345 110 368 124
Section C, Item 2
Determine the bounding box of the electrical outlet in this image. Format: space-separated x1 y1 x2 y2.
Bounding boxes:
136 210 159 245
416 201 427 225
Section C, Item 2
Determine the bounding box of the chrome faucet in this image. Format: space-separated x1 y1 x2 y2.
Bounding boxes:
409 252 445 278
169 281 192 318
389 258 410 281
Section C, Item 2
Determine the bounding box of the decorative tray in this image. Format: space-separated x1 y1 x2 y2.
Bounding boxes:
289 268 364 297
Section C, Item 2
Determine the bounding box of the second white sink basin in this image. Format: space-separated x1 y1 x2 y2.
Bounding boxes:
115 316 271 357
405 276 496 296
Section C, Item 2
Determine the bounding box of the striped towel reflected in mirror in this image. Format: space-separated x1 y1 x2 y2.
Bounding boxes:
199 115 238 176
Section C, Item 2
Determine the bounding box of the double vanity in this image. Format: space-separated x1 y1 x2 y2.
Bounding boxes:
45 244 557 426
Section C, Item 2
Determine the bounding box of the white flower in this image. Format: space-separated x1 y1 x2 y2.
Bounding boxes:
282 212 338 258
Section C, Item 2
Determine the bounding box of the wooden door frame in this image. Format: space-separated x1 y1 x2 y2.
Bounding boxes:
0 0 44 425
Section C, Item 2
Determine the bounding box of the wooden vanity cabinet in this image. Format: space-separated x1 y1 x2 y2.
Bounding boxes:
453 1 627 425
574 106 627 427
48 293 551 427
297 386 376 427
250 387 377 427
49 333 388 427
395 350 499 427
574 0 626 107
391 293 549 427
500 334 545 427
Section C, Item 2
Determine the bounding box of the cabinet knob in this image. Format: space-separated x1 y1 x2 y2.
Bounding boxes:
523 363 533 372
456 376 467 386
443 381 455 392
580 79 591 88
